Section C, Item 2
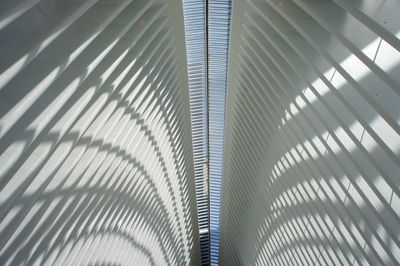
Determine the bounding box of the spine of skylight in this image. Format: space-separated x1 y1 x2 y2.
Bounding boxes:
182 1 210 265
208 0 231 265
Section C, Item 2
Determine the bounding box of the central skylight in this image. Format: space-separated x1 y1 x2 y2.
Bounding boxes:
182 1 210 265
183 0 231 265
208 1 231 265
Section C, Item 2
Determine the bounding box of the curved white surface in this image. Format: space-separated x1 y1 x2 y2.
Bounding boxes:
220 0 400 265
0 0 200 265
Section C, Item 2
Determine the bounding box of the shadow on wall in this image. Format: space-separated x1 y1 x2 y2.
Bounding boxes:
220 0 400 265
0 0 198 265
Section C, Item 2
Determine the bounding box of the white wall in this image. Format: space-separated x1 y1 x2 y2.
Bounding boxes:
221 0 400 265
0 0 200 265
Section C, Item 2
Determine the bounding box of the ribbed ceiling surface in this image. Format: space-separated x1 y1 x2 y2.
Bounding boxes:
1 0 400 265
0 0 200 265
220 0 400 265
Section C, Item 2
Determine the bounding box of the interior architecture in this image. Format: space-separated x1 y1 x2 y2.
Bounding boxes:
0 0 399 265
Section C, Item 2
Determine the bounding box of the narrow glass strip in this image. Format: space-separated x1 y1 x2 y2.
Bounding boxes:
208 0 231 265
182 1 210 265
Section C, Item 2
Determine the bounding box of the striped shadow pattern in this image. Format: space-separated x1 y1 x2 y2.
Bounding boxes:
0 0 200 265
182 1 210 264
220 0 400 265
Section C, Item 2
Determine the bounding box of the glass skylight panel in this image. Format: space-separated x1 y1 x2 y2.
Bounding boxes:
208 0 231 265
182 1 210 265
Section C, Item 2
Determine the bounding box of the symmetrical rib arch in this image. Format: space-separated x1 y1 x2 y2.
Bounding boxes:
0 0 200 265
221 0 400 265
2 1 400 265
